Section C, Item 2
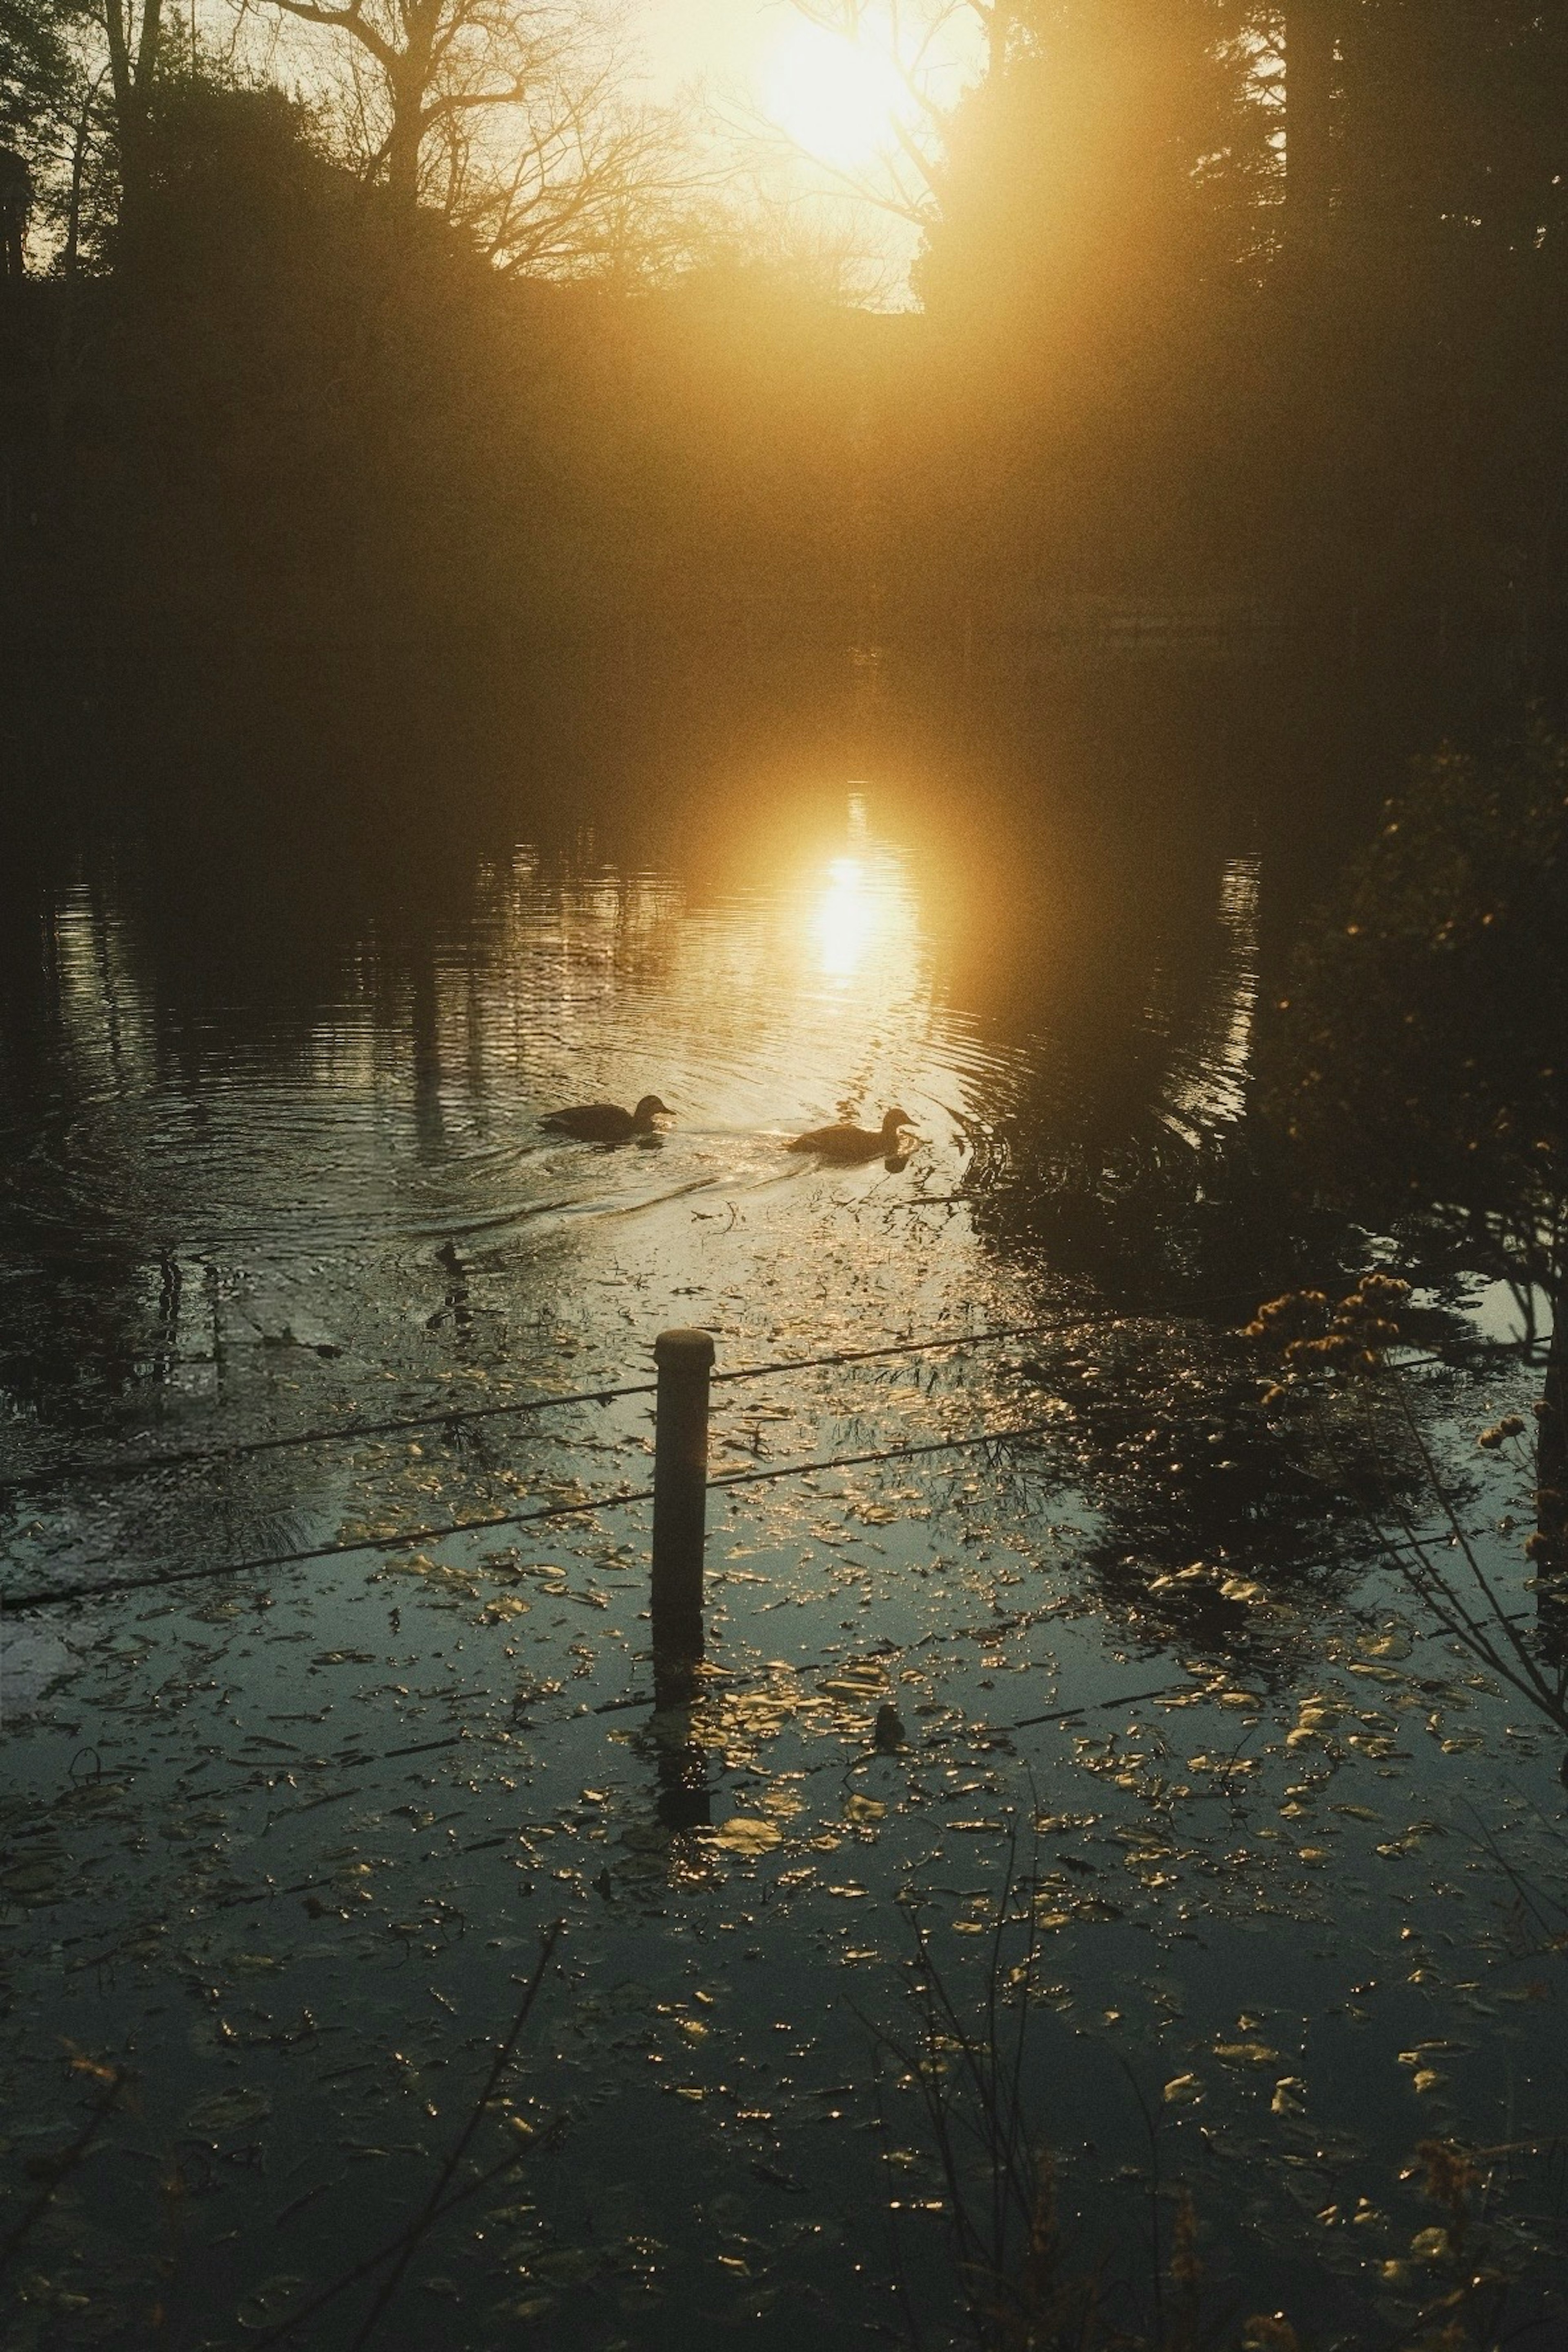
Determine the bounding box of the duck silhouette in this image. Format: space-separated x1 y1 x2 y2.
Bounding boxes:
540 1094 672 1144
786 1107 914 1163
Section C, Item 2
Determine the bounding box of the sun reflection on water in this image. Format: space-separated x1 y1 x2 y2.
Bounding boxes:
810 788 908 984
815 855 880 980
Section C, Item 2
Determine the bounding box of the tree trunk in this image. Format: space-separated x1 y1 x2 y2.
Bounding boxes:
385 87 423 212
1287 0 1338 250
103 0 161 236
384 30 435 216
47 95 94 452
1537 1292 1568 1663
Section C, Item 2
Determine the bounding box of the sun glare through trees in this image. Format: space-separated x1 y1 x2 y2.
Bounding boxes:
760 13 924 172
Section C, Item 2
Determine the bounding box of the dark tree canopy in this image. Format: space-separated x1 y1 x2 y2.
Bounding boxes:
918 0 1274 338
1 0 78 151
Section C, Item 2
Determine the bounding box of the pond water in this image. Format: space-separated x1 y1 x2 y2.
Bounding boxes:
1 703 1564 2349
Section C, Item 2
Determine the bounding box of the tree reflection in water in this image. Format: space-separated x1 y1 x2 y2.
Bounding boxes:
1267 730 1568 1664
1012 1308 1429 1675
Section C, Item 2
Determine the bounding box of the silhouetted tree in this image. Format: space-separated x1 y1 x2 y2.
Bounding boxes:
920 0 1274 325
908 0 1278 595
0 143 30 275
249 0 697 275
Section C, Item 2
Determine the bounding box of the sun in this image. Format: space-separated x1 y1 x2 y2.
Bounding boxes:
760 17 913 172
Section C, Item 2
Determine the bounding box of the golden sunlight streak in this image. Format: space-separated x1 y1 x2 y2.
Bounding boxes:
760 17 914 171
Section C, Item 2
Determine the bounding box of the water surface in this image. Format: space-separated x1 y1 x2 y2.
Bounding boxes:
1 718 1562 2349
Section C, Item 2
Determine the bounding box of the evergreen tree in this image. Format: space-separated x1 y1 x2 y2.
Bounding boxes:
1 0 79 154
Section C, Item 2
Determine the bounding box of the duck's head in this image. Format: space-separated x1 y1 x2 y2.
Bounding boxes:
635 1095 673 1126
881 1107 913 1137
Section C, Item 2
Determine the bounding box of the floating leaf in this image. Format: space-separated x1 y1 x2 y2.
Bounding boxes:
712 1817 783 1856
187 2085 273 2134
820 1665 889 1702
0 1855 68 1902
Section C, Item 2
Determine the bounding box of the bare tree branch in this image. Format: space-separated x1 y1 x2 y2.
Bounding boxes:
242 0 717 276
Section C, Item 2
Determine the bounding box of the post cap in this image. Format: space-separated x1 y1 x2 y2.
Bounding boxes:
655 1327 717 1368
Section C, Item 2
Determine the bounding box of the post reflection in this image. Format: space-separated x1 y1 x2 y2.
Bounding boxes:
650 1707 712 1832
639 1674 712 1832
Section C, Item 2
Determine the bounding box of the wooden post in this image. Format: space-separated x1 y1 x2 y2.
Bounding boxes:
651 1328 714 1668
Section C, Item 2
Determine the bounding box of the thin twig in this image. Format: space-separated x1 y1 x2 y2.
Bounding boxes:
0 2060 125 2278
347 1920 564 2348
247 2120 564 2349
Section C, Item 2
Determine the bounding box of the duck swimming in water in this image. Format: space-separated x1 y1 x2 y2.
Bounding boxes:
540 1094 672 1144
786 1107 914 1162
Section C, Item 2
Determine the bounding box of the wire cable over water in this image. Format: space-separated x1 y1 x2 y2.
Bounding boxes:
0 1285 1519 1502
1 1421 1060 1614
0 1318 1091 1501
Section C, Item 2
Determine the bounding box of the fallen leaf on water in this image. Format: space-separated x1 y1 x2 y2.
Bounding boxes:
0 1857 67 1902
820 1666 889 1702
711 1817 783 1856
1360 1629 1412 1661
187 2086 273 2134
